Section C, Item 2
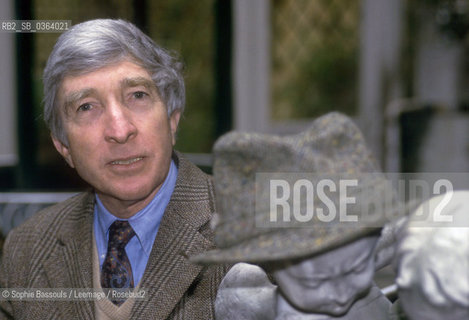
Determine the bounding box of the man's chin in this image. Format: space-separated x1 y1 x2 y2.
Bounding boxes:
97 185 158 208
115 188 155 203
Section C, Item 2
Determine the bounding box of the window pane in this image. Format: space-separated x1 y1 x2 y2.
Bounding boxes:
271 0 359 120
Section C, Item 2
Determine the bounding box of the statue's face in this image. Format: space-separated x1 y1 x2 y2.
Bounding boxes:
273 236 378 316
399 287 469 320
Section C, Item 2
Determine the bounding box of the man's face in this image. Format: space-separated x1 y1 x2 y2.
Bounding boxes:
273 236 378 316
53 60 180 216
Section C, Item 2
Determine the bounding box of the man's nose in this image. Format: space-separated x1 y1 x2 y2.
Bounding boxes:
104 103 137 144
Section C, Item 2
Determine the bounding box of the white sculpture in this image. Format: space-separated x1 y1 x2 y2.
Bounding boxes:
393 190 469 320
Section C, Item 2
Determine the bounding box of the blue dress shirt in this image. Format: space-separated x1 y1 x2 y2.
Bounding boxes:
93 160 178 286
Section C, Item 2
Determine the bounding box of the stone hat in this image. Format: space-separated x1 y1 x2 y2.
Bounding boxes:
192 112 408 264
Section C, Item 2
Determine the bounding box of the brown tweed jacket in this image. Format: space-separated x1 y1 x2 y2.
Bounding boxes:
0 154 229 319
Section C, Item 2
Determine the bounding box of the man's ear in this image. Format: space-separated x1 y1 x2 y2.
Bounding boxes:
169 110 181 146
51 135 75 168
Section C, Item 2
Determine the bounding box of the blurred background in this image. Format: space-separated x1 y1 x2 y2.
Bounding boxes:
0 0 468 290
0 0 468 192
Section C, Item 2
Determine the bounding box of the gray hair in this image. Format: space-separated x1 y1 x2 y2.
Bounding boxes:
395 191 469 307
43 19 185 144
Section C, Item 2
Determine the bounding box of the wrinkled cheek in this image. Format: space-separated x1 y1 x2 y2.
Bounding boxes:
71 155 102 184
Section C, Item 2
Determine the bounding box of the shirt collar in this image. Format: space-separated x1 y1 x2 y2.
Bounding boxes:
95 160 178 257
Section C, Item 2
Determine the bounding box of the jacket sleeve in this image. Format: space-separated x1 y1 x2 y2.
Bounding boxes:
0 230 23 319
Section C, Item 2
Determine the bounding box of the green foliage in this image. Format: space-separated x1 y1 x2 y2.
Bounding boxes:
275 43 358 119
271 0 360 120
148 0 216 153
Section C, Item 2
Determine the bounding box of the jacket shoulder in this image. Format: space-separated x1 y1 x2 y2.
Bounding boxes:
7 191 93 239
1 191 94 272
174 154 214 192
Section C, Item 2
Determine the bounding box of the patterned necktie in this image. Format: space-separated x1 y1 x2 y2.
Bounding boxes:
101 220 136 305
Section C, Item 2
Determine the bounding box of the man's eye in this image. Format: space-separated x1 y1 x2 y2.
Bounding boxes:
77 103 92 112
133 91 147 99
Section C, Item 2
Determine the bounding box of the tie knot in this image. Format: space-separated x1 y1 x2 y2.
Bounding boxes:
108 220 135 248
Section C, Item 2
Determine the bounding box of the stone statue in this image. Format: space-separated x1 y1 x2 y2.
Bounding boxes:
269 235 389 319
214 235 390 319
391 190 469 320
192 113 410 319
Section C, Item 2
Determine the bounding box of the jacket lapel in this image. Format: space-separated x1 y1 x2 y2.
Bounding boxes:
131 156 216 319
43 191 95 319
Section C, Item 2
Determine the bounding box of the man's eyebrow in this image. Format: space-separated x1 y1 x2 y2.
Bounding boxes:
120 77 157 91
63 88 97 111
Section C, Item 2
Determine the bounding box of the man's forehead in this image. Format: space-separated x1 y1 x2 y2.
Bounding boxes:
59 71 156 108
120 76 157 89
60 60 153 92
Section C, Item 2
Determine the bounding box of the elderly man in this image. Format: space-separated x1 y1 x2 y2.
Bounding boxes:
0 19 227 319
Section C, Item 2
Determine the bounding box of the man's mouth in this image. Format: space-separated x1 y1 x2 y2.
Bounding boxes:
110 157 144 165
